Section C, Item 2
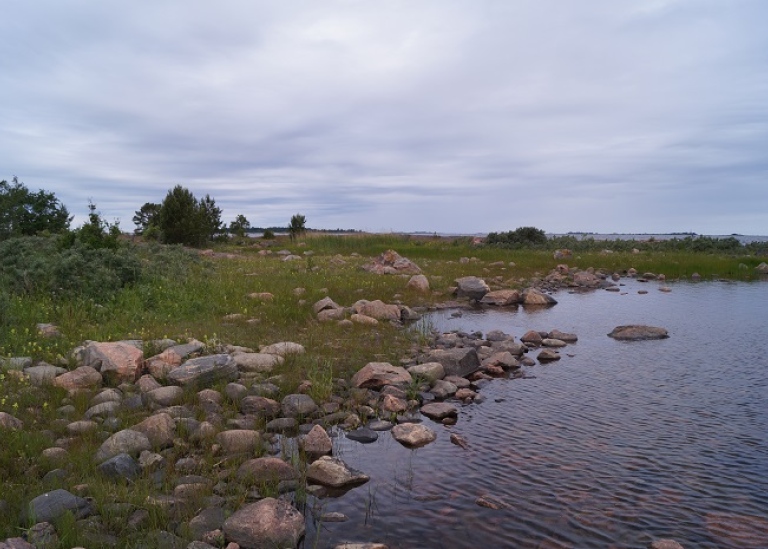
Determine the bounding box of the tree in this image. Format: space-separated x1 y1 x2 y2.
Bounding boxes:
156 185 222 246
132 202 160 236
289 213 306 242
0 177 71 239
229 214 251 238
73 201 121 249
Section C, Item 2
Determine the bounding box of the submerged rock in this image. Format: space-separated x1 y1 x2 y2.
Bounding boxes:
608 325 669 341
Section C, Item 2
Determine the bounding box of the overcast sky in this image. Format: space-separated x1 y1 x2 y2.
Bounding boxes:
2 1 767 235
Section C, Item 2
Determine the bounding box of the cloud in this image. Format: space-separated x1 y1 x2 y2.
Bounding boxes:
1 0 767 234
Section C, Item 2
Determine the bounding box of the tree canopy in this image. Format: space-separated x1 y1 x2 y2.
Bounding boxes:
289 213 307 241
0 177 71 239
156 185 222 246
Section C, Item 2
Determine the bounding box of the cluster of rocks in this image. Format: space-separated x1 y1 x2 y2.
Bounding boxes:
313 296 423 326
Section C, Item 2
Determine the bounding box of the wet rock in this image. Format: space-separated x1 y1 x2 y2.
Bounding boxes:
25 489 93 524
391 423 437 447
346 428 379 444
454 276 490 301
548 330 577 342
351 362 412 389
306 456 370 488
420 402 458 421
426 348 480 378
380 394 407 414
608 325 669 341
476 494 508 510
522 288 558 306
705 511 768 548
479 289 521 306
537 349 561 362
649 541 686 549
541 338 567 348
430 379 458 399
301 425 333 456
167 354 238 389
95 429 152 462
367 420 394 431
450 433 469 450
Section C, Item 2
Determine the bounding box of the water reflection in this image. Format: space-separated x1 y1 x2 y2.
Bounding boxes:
305 280 768 549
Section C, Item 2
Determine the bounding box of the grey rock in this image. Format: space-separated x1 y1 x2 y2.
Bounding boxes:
25 489 92 524
95 429 152 463
215 429 261 454
346 428 379 444
454 276 490 301
521 288 558 306
301 425 332 456
236 457 298 485
97 453 141 481
426 348 480 378
406 362 445 383
167 354 238 389
420 402 458 421
281 394 318 418
24 364 66 386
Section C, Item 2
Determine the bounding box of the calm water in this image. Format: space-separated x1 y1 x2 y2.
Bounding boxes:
303 279 768 549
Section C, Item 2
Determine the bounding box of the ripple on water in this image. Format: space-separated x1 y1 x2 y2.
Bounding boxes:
307 281 768 549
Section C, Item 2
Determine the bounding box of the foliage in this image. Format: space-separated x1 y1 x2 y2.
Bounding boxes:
132 202 161 236
0 177 71 240
70 201 122 250
486 226 548 248
229 214 251 238
156 185 222 246
289 213 307 241
262 228 275 239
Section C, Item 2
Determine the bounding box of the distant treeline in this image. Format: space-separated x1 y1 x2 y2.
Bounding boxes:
485 227 768 255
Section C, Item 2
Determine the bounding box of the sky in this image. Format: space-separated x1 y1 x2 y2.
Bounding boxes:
2 1 767 235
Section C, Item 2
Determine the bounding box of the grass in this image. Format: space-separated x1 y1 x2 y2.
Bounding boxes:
0 232 766 545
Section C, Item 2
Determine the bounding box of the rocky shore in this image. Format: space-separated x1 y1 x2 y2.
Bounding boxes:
0 252 683 549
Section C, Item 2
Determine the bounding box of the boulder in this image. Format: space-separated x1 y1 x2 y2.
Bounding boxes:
537 349 561 362
300 425 332 457
215 430 261 454
25 489 93 524
143 386 184 408
406 362 445 383
420 402 458 421
454 276 490 301
755 262 768 274
281 394 318 418
391 423 437 448
354 300 401 321
351 362 412 389
479 289 521 306
260 342 305 356
240 395 281 418
23 364 66 386
82 341 143 385
223 498 305 549
236 457 298 485
0 412 23 430
350 313 379 326
232 352 283 373
313 296 342 314
306 456 369 488
548 330 577 342
97 453 141 482
53 366 102 392
426 348 480 378
131 413 176 449
167 354 238 389
95 429 152 463
406 274 430 293
361 249 421 275
608 325 669 341
522 288 558 306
